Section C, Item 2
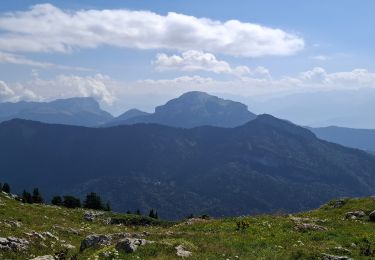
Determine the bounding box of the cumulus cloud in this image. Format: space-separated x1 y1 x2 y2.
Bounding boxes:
0 4 304 57
1 74 115 105
153 50 270 78
154 51 232 74
0 80 39 102
1 68 375 113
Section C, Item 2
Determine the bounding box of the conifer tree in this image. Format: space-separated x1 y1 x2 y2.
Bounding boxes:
51 196 63 206
32 188 43 204
83 192 104 210
22 190 32 204
63 196 81 208
2 183 10 193
136 209 141 215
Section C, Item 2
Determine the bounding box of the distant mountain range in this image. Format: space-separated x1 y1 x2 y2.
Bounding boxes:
1 115 375 219
1 92 375 155
0 97 113 126
105 91 257 128
310 126 375 154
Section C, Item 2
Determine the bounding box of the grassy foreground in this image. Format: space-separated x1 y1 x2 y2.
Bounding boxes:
1 192 375 259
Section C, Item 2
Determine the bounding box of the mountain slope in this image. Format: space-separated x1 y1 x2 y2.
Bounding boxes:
311 126 375 153
1 191 375 259
0 97 113 126
1 116 375 219
107 91 256 128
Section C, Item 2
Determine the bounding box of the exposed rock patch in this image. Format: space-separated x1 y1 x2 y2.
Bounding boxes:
80 234 111 251
115 238 152 253
345 211 366 220
175 245 192 257
321 253 353 260
30 255 55 260
83 211 104 222
0 236 29 251
369 210 375 222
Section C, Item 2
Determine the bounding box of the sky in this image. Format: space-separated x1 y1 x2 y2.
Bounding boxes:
0 0 375 117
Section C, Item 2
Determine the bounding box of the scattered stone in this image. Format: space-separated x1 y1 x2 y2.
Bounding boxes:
295 223 327 232
42 232 59 240
345 211 366 220
369 210 375 222
53 225 80 235
30 255 55 260
290 216 327 224
83 211 104 222
175 245 192 257
115 238 151 253
25 231 45 241
80 234 111 252
0 236 29 251
3 220 22 228
333 246 351 254
183 218 208 225
62 243 76 250
321 253 352 260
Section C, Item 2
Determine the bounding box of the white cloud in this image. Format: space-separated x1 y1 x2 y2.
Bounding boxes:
1 68 375 114
0 81 15 101
0 4 304 57
1 74 115 105
0 51 92 71
0 80 39 102
153 50 270 78
153 50 232 74
311 55 329 61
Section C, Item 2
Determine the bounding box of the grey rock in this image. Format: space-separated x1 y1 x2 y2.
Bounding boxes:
83 211 104 222
42 232 59 240
30 255 55 260
295 223 327 232
0 236 29 251
345 211 366 220
80 234 111 252
175 245 192 257
321 253 353 260
115 238 150 253
369 210 375 222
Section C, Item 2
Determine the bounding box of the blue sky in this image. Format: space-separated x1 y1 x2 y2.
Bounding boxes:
0 1 374 117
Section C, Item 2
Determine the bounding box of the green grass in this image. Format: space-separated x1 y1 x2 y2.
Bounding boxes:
1 193 375 259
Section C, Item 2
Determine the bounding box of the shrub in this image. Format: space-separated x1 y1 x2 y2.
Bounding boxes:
236 219 250 231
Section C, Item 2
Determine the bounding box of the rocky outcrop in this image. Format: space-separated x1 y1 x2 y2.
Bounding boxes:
290 216 327 232
80 233 153 253
321 253 353 260
0 237 29 251
80 234 111 251
295 223 327 232
115 238 151 253
369 210 375 222
345 211 366 220
83 211 104 222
